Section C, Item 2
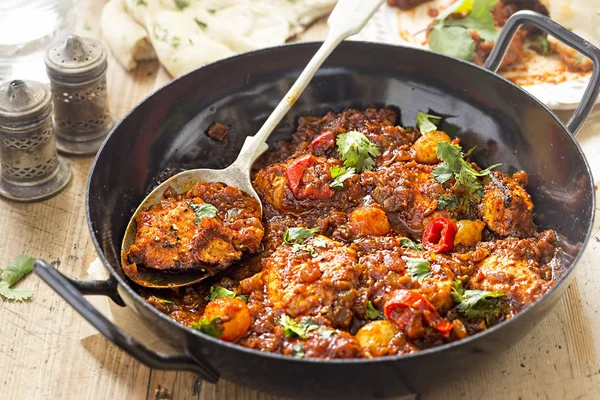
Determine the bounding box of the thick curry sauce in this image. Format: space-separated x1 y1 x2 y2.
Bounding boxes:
136 108 561 359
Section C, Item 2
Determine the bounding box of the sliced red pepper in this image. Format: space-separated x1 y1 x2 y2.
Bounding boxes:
285 155 314 195
307 131 335 153
422 217 457 253
384 289 453 336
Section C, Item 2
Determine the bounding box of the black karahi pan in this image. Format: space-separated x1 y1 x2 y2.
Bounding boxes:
34 11 599 399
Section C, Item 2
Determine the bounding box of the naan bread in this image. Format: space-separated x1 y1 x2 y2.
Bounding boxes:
101 0 336 77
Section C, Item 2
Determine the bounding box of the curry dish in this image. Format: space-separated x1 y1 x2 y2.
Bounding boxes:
131 108 561 359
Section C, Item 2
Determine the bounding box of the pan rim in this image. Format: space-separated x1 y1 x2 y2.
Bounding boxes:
85 40 596 365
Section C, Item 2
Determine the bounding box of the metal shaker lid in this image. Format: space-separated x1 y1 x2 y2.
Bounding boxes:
0 80 52 129
45 34 108 84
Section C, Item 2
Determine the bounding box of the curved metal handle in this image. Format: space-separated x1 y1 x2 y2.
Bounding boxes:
484 10 600 136
34 259 219 383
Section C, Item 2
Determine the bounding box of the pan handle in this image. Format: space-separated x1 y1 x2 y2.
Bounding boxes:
34 259 220 383
483 10 600 136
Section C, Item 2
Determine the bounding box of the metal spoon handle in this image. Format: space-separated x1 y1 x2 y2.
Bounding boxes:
231 0 385 170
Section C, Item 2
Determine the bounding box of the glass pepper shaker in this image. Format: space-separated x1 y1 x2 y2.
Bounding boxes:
0 80 71 202
45 34 115 155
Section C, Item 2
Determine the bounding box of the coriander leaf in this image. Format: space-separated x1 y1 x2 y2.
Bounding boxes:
208 285 248 303
415 111 442 134
438 194 458 210
290 243 316 256
399 237 423 251
319 329 337 339
329 166 356 189
452 280 504 322
292 343 305 358
335 131 380 172
153 24 168 41
1 255 34 287
366 301 384 320
525 35 550 55
283 227 320 244
312 237 328 248
429 24 476 61
403 257 431 283
194 18 208 29
280 315 319 339
174 0 189 9
436 0 473 21
136 0 147 5
188 201 217 225
171 36 181 48
0 281 32 301
190 317 223 338
444 0 500 42
151 296 174 304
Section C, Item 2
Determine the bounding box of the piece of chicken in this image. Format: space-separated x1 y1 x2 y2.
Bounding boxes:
126 182 263 274
239 236 362 329
471 232 557 306
479 171 535 238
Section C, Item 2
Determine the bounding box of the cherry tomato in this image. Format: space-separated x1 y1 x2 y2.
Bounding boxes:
422 217 457 253
384 289 453 336
307 132 335 153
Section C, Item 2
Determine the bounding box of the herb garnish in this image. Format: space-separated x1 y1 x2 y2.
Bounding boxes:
174 0 189 9
280 315 319 339
191 317 223 338
319 329 337 339
366 301 384 320
153 24 169 41
433 141 500 198
136 0 147 5
452 280 504 323
329 166 355 189
194 18 208 29
208 285 248 303
0 255 34 301
399 237 424 251
429 0 500 61
335 131 380 172
416 111 442 134
151 296 174 304
283 227 320 244
188 201 217 225
437 194 458 210
403 257 431 283
291 343 305 358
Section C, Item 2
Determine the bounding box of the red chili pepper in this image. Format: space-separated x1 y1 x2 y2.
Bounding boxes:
422 217 457 253
285 155 314 195
384 290 453 336
307 132 335 153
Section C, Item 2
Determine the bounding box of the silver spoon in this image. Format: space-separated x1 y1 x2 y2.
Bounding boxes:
122 0 385 288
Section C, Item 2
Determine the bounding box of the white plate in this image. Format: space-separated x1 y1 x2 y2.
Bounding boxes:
353 2 600 111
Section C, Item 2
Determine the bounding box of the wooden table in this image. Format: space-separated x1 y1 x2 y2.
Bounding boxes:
2 1 600 399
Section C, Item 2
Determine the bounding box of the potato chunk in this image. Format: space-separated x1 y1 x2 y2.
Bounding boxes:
349 205 391 236
356 320 400 357
413 131 451 164
454 220 485 247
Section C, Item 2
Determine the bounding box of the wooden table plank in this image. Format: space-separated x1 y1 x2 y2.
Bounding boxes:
1 1 600 399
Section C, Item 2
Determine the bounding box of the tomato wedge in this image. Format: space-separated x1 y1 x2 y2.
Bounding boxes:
384 289 453 336
422 217 457 253
307 131 335 153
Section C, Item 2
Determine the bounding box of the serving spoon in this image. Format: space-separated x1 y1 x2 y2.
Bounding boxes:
121 0 385 288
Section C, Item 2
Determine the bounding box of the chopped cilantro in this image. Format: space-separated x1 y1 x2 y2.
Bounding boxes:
415 111 442 134
312 237 328 248
452 280 504 323
153 24 169 41
437 194 458 210
171 36 181 48
174 0 189 9
280 315 319 339
151 296 174 304
403 257 431 283
190 317 223 338
335 131 380 172
366 301 384 320
319 329 337 339
188 201 217 225
283 227 320 244
136 0 147 5
208 285 247 303
0 255 34 301
194 18 208 29
429 25 476 61
329 166 356 189
399 237 423 251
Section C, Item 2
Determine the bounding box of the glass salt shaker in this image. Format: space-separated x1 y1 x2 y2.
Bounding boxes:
45 35 115 155
0 80 71 202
